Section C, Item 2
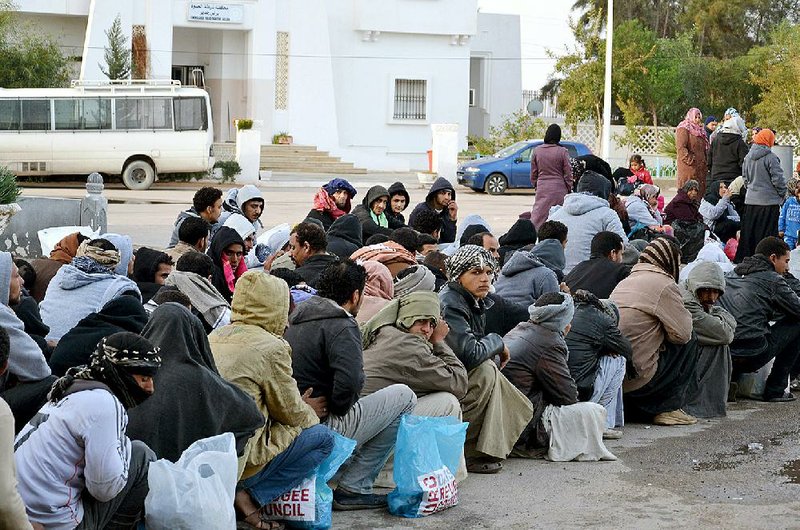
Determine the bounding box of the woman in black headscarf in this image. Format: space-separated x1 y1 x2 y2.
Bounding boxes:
530 124 573 228
126 303 264 462
208 226 247 303
49 295 148 376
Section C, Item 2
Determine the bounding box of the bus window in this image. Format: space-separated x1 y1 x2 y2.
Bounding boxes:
55 98 112 130
21 100 51 131
173 97 207 131
116 98 173 130
0 100 20 130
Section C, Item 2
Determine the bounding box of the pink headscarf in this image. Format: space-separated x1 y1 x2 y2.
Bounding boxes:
362 261 394 300
677 108 709 148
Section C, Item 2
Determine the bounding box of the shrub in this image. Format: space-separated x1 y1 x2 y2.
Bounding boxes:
0 166 20 204
236 119 253 131
213 160 241 183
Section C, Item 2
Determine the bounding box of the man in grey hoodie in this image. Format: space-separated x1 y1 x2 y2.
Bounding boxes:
548 170 628 274
0 252 53 432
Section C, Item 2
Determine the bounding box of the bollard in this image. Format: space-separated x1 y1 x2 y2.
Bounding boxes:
81 172 108 233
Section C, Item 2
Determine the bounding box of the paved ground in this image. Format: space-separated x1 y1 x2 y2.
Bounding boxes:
24 177 794 528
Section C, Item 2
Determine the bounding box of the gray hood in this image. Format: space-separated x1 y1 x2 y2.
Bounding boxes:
748 143 772 161
58 264 117 291
561 193 610 216
528 292 574 332
531 239 566 273
685 261 726 296
501 248 547 277
0 251 10 305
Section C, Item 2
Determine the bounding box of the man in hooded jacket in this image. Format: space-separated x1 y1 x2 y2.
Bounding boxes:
386 182 410 229
306 178 358 231
326 214 363 258
210 273 334 521
352 185 394 240
408 177 459 243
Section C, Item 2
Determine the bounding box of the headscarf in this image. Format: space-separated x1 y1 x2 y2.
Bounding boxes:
445 244 498 281
362 261 394 300
723 108 748 139
312 187 348 219
682 180 700 194
76 239 120 268
753 128 775 148
639 237 681 283
165 270 230 329
126 303 264 461
544 123 562 145
49 332 161 409
50 232 83 264
704 115 717 138
636 184 661 219
704 181 724 206
677 108 709 148
393 265 436 298
527 292 574 333
208 226 246 303
101 233 134 275
361 291 440 348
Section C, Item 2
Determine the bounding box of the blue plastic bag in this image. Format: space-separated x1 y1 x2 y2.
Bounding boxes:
263 431 356 529
388 415 468 518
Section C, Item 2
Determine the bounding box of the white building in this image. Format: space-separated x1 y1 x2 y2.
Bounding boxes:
16 1 520 171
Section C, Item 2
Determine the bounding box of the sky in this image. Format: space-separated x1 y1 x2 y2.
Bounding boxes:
476 0 577 91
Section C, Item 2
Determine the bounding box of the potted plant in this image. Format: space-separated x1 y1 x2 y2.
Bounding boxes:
272 132 293 145
212 160 242 183
0 166 20 233
236 119 253 131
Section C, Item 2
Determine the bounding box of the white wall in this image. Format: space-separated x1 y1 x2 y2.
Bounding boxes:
470 13 522 131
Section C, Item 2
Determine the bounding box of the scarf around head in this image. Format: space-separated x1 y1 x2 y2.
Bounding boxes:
639 237 681 283
393 265 436 298
677 108 709 148
362 261 394 300
361 291 440 349
753 129 775 148
445 244 498 281
544 123 562 145
704 181 724 206
528 292 574 333
49 333 161 409
76 240 121 268
312 187 348 218
635 184 661 219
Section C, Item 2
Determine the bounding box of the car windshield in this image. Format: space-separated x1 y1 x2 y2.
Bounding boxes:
494 141 530 159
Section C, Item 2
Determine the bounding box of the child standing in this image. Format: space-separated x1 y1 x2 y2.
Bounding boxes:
629 155 654 186
779 178 800 249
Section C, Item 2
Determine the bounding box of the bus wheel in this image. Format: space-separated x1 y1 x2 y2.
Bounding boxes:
122 160 155 190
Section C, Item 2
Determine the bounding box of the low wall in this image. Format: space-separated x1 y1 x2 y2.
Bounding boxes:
0 173 108 258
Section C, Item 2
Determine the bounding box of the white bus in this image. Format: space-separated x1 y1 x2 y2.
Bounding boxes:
0 79 213 190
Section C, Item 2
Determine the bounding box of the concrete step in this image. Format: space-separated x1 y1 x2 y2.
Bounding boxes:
260 166 367 174
215 142 368 174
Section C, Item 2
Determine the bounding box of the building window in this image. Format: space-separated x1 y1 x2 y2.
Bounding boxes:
275 32 290 110
393 79 427 120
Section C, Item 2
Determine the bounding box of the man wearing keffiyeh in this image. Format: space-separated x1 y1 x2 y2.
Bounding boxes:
14 332 161 530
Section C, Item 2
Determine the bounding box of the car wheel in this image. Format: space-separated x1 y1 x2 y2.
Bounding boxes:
121 160 156 190
485 173 508 195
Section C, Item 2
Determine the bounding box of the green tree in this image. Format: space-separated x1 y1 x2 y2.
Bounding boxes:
468 110 546 156
0 1 70 87
100 14 130 80
749 23 800 135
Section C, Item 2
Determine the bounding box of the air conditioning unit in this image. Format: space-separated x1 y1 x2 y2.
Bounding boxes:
468 88 476 107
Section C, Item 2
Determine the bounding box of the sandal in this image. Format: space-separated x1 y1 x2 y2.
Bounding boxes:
466 458 503 474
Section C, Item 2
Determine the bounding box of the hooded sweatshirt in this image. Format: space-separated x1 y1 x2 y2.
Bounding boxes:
743 143 786 206
326 214 363 258
408 177 457 243
548 193 627 274
494 249 559 307
352 185 394 240
132 247 171 303
284 295 365 417
0 253 50 386
218 185 265 231
386 181 410 229
208 227 247 303
498 219 537 266
40 261 141 342
210 273 319 478
707 131 748 186
530 239 567 280
167 208 210 249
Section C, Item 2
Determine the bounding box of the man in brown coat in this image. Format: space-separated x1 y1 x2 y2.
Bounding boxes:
610 238 698 426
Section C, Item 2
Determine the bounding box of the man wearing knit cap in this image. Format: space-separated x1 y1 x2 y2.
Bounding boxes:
503 292 616 461
610 237 698 426
306 178 358 231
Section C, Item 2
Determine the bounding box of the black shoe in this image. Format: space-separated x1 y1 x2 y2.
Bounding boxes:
766 392 796 403
727 382 738 403
332 489 388 511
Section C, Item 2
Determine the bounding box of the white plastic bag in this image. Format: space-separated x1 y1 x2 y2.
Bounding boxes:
145 433 238 530
738 359 774 399
37 225 97 256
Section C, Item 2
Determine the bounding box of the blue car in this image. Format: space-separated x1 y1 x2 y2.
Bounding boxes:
457 140 593 195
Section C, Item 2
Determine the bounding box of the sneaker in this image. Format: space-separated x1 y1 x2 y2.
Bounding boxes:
653 410 698 426
602 429 623 440
332 489 387 511
766 392 796 403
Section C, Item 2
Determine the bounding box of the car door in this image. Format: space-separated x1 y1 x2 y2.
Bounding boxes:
510 145 534 187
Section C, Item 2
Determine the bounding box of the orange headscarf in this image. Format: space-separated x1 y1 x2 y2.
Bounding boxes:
753 129 775 148
49 232 82 264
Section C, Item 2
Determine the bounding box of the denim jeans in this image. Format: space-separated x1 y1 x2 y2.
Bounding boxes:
324 384 416 494
241 424 335 506
77 440 156 530
589 355 626 429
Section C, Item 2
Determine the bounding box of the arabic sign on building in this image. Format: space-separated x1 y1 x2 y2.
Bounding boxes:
188 3 244 23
